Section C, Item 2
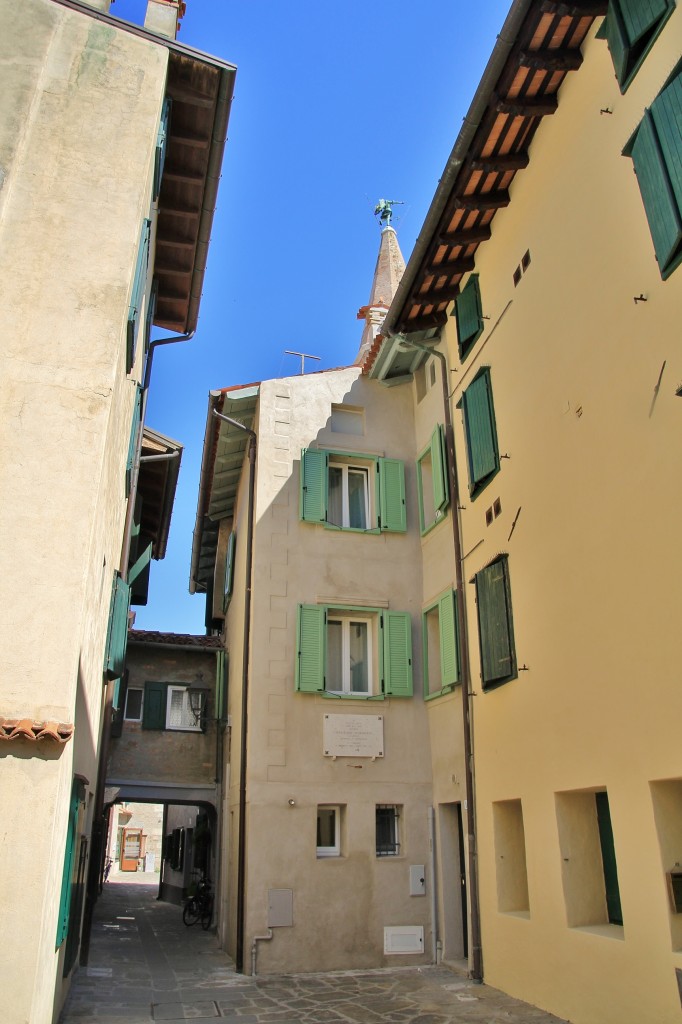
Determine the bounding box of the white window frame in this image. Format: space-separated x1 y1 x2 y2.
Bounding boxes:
317 805 341 858
327 457 372 530
165 685 203 732
326 613 374 696
124 687 143 722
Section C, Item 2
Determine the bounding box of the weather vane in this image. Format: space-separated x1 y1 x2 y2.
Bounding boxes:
374 198 404 228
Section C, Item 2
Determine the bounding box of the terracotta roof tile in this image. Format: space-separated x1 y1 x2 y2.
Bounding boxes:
0 718 74 743
128 629 224 649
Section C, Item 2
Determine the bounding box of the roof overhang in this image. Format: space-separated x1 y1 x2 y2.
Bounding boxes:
366 0 606 382
189 385 260 594
138 426 183 559
51 0 237 336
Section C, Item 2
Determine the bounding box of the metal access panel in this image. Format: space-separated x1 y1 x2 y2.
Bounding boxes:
384 926 424 954
267 888 293 927
409 864 426 896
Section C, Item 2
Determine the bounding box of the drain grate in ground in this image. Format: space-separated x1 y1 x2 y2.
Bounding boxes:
152 1000 220 1020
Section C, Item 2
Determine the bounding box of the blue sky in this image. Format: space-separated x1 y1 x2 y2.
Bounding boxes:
115 0 511 633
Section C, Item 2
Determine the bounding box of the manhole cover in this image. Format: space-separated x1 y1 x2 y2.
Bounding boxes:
152 1001 220 1020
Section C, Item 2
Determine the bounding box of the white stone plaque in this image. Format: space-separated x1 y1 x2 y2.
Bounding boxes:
323 714 384 758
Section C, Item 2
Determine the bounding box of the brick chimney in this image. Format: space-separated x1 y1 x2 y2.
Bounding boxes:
144 0 186 40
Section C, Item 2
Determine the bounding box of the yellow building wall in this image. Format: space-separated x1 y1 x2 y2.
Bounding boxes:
0 2 167 1020
430 16 682 1024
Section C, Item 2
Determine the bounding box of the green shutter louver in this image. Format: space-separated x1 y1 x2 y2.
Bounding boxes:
126 386 142 498
383 611 413 697
430 424 449 515
605 0 673 90
129 536 152 606
628 67 682 278
296 604 325 692
223 531 236 612
378 458 406 533
595 792 624 925
462 368 499 495
476 557 516 687
142 681 167 730
104 573 131 681
127 219 151 372
153 97 171 201
454 274 484 359
300 448 328 523
438 590 459 688
56 780 83 948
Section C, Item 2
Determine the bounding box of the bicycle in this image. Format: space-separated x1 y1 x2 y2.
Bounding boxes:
182 876 213 930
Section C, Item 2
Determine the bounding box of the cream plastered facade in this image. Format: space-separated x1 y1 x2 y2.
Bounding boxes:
220 368 458 973
417 16 682 1024
0 2 166 1020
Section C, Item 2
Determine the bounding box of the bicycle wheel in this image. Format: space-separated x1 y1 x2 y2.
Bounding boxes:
200 895 213 930
183 898 200 926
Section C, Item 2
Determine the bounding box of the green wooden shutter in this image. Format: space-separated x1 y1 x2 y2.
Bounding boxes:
142 681 167 730
126 386 142 498
127 219 151 372
463 369 499 493
110 672 128 739
129 536 152 606
56 781 81 948
296 605 325 692
153 97 171 201
595 792 623 925
605 3 629 84
631 108 682 276
104 573 131 681
430 425 449 514
455 274 484 358
378 458 406 533
144 278 157 355
476 557 516 686
438 590 459 688
300 449 328 523
383 611 413 697
619 0 668 43
223 531 236 612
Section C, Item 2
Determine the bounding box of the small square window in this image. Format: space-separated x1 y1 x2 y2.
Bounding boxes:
513 266 522 287
521 250 531 271
317 805 341 857
166 686 204 731
376 805 401 856
124 687 143 721
331 405 364 435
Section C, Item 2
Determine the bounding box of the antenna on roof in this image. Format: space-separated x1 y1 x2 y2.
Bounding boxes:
374 198 404 229
285 350 321 375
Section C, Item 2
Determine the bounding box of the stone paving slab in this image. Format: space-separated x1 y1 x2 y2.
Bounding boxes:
60 878 568 1024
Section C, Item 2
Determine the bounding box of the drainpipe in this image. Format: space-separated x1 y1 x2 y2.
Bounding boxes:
428 806 438 963
392 333 482 983
212 409 256 974
251 928 273 976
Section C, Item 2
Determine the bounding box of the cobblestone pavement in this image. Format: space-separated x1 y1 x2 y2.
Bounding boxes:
60 876 568 1023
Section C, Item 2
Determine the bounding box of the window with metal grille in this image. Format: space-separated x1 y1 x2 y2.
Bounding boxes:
376 805 401 856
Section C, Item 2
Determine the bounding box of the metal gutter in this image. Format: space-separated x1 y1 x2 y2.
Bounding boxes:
378 0 534 342
189 391 223 594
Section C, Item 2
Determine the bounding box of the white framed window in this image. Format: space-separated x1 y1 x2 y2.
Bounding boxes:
165 686 204 732
376 805 401 856
124 687 143 721
328 458 371 530
317 805 341 857
326 613 373 695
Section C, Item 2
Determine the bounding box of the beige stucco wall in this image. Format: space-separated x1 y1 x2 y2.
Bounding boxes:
429 17 682 1024
222 367 437 972
107 645 218 786
0 2 167 1020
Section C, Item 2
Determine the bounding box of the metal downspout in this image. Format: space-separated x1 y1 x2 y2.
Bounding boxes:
212 409 256 974
393 334 482 982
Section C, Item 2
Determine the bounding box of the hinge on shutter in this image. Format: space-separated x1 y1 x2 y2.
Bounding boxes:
378 515 382 529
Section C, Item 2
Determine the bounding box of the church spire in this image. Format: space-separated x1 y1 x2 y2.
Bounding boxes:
355 203 406 365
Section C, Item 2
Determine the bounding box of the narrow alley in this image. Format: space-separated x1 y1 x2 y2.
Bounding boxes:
60 875 568 1024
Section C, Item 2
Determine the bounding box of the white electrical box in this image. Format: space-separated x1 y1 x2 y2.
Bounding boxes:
409 864 426 896
384 926 424 954
267 888 293 927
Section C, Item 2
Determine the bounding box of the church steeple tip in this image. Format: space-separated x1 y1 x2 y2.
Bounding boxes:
355 202 406 365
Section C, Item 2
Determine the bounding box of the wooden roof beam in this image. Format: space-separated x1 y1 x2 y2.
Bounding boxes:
437 224 492 246
540 0 607 14
495 94 559 117
454 189 510 211
419 283 463 303
398 310 448 333
470 153 529 173
517 48 583 71
423 255 476 280
166 82 216 108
